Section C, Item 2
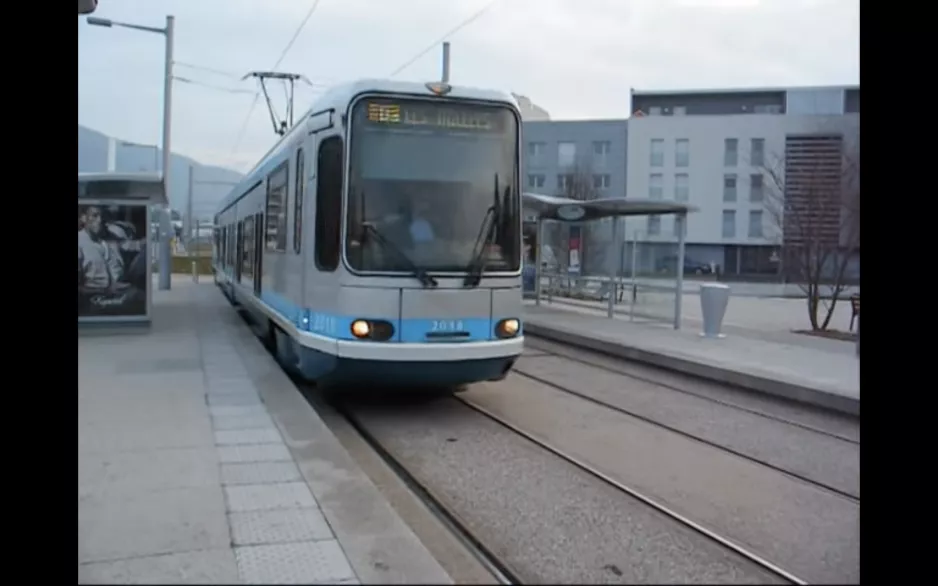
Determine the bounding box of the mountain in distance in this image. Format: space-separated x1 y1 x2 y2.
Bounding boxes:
78 125 244 221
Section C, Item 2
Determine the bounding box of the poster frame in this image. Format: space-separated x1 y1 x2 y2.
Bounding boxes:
77 199 153 325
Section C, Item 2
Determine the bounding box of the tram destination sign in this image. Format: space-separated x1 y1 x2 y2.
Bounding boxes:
363 100 508 133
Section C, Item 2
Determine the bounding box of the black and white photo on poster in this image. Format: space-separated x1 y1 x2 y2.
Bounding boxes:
78 203 148 318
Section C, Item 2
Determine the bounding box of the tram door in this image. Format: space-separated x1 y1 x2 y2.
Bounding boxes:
253 212 264 296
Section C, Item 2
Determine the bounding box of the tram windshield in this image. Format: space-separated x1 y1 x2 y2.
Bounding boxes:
345 97 521 274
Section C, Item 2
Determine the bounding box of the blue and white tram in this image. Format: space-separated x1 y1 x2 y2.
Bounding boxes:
212 78 525 388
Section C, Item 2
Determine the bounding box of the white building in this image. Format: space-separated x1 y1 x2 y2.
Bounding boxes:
513 93 551 121
625 85 859 277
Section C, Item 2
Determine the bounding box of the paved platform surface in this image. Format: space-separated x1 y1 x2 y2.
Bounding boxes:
78 277 452 584
523 303 860 416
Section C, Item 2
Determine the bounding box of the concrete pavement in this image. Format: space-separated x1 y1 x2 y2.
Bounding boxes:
78 276 452 584
523 303 860 416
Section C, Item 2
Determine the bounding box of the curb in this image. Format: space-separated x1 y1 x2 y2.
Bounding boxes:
524 322 860 418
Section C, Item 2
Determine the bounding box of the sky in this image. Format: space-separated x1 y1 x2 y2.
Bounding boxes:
77 0 859 173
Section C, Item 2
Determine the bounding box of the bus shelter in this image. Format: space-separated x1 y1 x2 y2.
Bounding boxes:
522 192 697 330
78 172 166 327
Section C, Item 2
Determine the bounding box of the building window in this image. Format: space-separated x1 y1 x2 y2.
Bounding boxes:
650 139 664 167
293 148 305 253
723 174 737 202
527 141 545 161
649 106 662 116
315 136 343 271
647 215 661 235
750 138 765 167
593 174 611 189
724 138 738 167
674 173 689 202
265 162 289 252
675 139 689 167
749 174 764 202
722 210 736 238
558 142 576 168
748 210 764 238
649 173 663 200
592 141 610 166
557 174 571 190
673 106 687 116
528 174 545 189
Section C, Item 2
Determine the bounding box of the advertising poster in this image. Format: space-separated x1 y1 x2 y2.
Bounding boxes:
78 203 148 319
567 225 581 274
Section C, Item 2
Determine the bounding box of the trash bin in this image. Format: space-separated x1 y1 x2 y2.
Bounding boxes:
699 283 731 338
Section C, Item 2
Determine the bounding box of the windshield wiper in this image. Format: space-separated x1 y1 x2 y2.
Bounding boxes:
463 174 502 288
362 222 438 288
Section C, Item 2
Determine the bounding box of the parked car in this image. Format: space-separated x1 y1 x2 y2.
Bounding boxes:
655 255 713 275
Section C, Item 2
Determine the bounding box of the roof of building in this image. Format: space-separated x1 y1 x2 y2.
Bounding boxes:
630 84 859 97
78 172 168 205
523 192 696 222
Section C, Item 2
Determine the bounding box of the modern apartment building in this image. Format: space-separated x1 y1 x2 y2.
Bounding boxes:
626 85 860 277
522 119 629 272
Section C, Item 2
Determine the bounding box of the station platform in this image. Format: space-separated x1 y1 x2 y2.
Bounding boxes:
523 301 860 417
78 276 452 584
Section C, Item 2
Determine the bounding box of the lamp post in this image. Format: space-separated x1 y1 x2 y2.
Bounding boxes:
87 14 175 291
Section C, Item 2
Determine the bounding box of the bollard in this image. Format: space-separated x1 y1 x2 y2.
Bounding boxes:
699 283 730 338
192 261 199 284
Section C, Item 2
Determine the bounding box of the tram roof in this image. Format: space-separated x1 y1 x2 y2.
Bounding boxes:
522 192 697 222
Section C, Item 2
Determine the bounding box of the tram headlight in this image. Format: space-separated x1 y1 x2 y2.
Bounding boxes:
350 319 395 341
351 320 371 339
495 318 520 339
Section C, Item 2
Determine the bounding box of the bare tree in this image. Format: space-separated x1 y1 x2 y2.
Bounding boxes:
763 134 860 331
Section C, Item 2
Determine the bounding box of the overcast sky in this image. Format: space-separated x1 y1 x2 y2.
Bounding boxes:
77 0 859 173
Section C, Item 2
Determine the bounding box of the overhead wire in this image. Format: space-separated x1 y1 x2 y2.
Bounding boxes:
388 0 503 77
174 76 256 95
230 0 325 156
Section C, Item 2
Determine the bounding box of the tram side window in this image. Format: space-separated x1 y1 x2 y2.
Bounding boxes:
265 163 289 253
294 148 305 254
228 225 236 267
242 217 254 279
315 137 343 271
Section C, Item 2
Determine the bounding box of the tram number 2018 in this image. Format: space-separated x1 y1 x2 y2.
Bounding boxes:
430 320 464 332
310 313 337 335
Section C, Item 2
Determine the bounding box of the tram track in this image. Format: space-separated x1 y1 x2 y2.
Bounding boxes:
451 394 808 585
334 399 522 585
510 367 859 502
523 339 859 445
336 392 808 584
238 310 855 583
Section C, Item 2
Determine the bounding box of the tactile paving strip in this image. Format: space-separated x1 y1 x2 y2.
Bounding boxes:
209 405 270 420
224 482 317 512
211 413 277 431
229 507 334 545
207 393 262 407
217 444 293 464
221 462 303 486
214 428 283 446
235 541 357 584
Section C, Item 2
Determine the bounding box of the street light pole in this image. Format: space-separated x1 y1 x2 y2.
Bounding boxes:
158 15 175 290
86 14 175 290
